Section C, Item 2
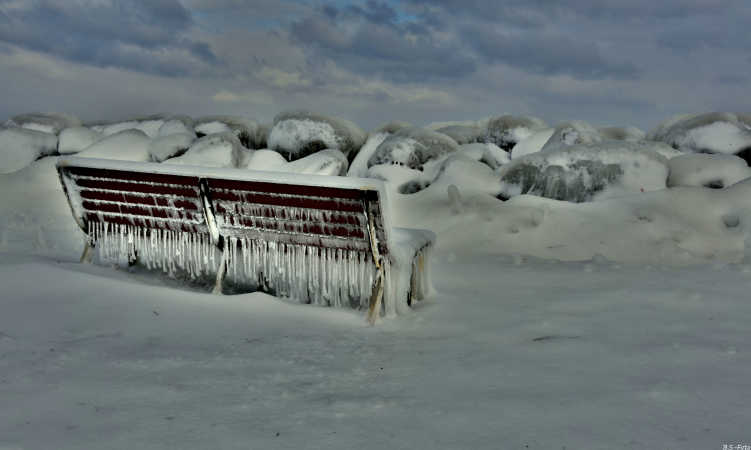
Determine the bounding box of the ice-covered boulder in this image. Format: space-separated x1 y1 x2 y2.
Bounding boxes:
166 132 246 168
667 153 751 189
510 128 556 159
243 149 288 171
4 112 81 135
647 113 751 161
90 115 167 139
267 111 366 161
436 125 485 144
194 115 261 149
148 133 195 162
430 155 503 197
367 127 459 170
598 126 645 142
483 115 548 151
157 116 195 137
286 149 349 176
348 132 390 178
0 128 58 173
58 127 103 155
367 164 430 194
498 141 670 202
540 121 603 153
458 143 511 170
76 129 151 162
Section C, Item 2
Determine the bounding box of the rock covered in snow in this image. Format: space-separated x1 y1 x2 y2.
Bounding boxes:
367 127 459 170
667 153 751 189
647 113 751 161
436 125 485 145
194 116 261 149
148 133 195 162
166 132 246 168
157 116 195 137
498 141 670 202
243 149 289 171
76 129 151 162
58 127 103 154
4 112 81 135
510 128 556 159
0 128 58 173
286 149 349 176
89 115 168 139
458 143 511 170
268 111 366 161
366 164 429 194
540 121 603 153
348 132 390 178
483 115 548 151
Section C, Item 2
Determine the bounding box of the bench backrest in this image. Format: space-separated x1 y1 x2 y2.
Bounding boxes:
57 157 391 263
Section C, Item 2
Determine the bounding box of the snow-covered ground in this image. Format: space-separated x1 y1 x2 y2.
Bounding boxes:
2 110 751 448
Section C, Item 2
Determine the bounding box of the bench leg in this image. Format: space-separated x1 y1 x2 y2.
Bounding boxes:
213 247 227 295
80 242 94 264
367 270 384 325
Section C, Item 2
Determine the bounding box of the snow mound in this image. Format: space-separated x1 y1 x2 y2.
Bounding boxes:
667 153 751 189
368 127 459 170
167 132 246 168
268 111 366 161
435 125 484 144
194 116 261 149
243 149 288 171
498 141 669 202
367 164 429 194
458 143 510 170
540 121 603 153
348 132 390 178
510 128 556 159
0 128 58 173
431 155 503 197
647 113 751 159
90 115 167 139
4 112 81 135
598 126 645 142
76 129 151 162
157 116 195 137
286 149 349 176
58 127 103 155
148 132 195 162
484 115 548 151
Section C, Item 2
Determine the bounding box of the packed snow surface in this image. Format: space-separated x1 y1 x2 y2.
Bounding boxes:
648 112 751 155
167 132 246 168
667 153 751 189
57 126 103 155
76 129 151 162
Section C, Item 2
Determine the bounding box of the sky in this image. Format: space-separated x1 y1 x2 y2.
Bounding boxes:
0 0 748 132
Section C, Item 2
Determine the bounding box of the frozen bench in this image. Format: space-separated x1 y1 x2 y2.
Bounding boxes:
56 157 434 322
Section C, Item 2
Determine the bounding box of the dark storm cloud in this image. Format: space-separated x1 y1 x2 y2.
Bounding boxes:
0 0 216 76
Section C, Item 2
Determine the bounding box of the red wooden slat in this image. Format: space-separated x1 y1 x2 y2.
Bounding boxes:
79 190 200 210
211 190 363 212
85 213 204 233
66 166 197 186
75 178 198 197
81 201 200 222
207 178 377 200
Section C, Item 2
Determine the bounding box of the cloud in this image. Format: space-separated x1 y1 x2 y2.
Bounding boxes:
211 89 273 105
0 0 217 76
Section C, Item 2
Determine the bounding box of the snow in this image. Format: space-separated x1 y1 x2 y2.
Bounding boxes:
540 120 603 153
157 117 195 137
347 132 390 178
667 153 751 189
167 132 246 168
458 142 510 169
484 115 548 151
598 125 646 142
91 116 166 139
0 127 58 174
285 149 349 176
435 125 484 144
58 126 103 155
510 127 555 159
76 129 151 162
5 109 751 449
194 116 261 149
499 141 669 202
